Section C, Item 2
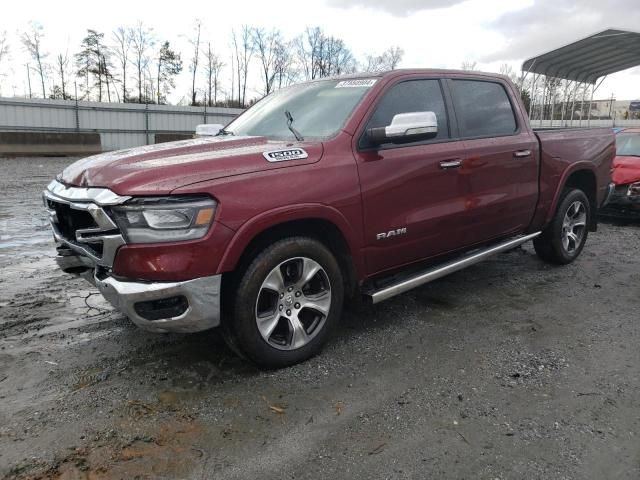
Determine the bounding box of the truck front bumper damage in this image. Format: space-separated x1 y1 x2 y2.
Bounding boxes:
96 273 222 333
45 179 221 334
598 182 640 220
56 249 221 333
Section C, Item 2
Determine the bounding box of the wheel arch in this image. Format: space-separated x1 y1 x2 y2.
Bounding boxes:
547 165 598 230
217 205 364 298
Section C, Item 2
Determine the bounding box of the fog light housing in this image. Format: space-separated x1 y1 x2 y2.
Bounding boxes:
134 295 189 321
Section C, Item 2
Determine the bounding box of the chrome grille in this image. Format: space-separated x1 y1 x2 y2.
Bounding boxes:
44 180 130 268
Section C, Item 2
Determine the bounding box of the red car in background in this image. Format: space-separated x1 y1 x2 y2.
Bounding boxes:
606 128 640 218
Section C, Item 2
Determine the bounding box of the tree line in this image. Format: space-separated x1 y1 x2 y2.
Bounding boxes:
0 22 403 107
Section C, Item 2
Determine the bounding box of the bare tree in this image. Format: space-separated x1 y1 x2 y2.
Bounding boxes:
112 26 132 102
253 27 283 95
364 46 404 72
130 22 154 103
461 60 477 71
231 26 254 107
0 31 8 69
155 41 182 104
75 29 108 101
55 50 69 99
316 35 355 77
101 52 115 102
499 63 515 79
385 46 404 69
295 27 322 80
0 31 9 93
273 39 297 90
295 27 355 80
21 22 48 98
203 42 224 106
187 20 202 105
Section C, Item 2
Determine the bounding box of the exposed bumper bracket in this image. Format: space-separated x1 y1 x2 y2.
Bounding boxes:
94 273 222 333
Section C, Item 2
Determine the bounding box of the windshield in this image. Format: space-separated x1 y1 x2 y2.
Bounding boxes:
616 132 640 157
225 79 378 140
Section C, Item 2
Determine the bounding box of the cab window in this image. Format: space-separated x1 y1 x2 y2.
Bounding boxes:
360 79 449 149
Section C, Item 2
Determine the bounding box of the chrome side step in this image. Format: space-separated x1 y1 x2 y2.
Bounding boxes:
367 232 541 304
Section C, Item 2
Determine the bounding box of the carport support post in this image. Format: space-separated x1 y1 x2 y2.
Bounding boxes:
74 82 80 132
579 84 587 127
529 73 538 121
560 80 571 126
144 102 150 145
549 80 556 128
570 82 580 124
587 75 607 127
587 84 595 127
539 78 547 127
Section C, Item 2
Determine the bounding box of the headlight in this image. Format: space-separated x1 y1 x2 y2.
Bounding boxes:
110 196 217 243
628 182 640 197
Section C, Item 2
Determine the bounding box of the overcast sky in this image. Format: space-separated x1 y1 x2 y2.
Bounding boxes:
0 0 638 102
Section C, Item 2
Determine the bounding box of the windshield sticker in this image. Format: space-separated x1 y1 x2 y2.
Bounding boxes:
263 148 309 162
335 79 377 88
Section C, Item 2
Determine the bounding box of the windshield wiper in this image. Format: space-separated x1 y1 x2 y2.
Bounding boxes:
216 128 234 136
284 110 304 141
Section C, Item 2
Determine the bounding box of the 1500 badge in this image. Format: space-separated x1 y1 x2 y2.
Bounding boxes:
377 227 407 240
263 148 309 162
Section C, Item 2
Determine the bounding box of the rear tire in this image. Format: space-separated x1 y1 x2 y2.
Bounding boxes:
534 188 590 265
223 237 344 368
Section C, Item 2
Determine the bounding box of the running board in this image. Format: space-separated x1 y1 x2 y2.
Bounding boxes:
366 232 541 304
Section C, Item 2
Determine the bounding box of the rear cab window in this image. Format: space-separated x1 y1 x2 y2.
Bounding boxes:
450 79 517 138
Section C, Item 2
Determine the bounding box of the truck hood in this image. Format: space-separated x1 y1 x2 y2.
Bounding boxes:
612 155 640 186
59 136 323 195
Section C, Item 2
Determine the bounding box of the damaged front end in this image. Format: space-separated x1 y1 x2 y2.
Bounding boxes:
600 181 640 219
44 180 128 281
43 180 221 333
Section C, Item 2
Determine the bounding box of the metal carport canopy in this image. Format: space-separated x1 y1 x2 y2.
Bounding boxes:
521 29 640 84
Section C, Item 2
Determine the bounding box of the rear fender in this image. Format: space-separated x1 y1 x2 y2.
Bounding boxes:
545 162 597 225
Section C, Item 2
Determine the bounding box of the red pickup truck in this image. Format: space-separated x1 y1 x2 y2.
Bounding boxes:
44 70 615 367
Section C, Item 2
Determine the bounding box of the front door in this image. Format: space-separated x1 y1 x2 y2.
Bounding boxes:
354 78 469 276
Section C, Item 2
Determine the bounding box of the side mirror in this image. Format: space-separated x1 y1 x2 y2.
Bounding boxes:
367 111 438 145
195 124 224 137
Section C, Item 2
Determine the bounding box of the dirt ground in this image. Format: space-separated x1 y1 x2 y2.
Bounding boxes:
0 157 639 480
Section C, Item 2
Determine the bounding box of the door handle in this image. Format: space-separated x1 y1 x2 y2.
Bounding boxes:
439 159 462 169
513 149 532 158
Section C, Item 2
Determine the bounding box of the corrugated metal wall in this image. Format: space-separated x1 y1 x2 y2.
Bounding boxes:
0 97 244 150
529 119 640 129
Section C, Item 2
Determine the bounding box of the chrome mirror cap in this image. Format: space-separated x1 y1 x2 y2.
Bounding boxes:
367 111 438 146
386 111 438 138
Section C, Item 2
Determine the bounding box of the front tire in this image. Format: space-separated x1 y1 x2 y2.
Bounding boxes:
534 188 590 264
224 237 344 368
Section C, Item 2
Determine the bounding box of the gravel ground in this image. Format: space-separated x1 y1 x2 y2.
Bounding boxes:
0 157 639 479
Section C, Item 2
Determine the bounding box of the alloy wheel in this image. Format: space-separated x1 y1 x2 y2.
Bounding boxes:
255 257 332 350
561 200 587 254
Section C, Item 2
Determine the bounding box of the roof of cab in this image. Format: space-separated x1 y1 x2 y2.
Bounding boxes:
314 68 511 84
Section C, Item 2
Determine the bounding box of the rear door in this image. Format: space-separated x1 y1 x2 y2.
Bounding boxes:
353 77 469 275
447 78 539 244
